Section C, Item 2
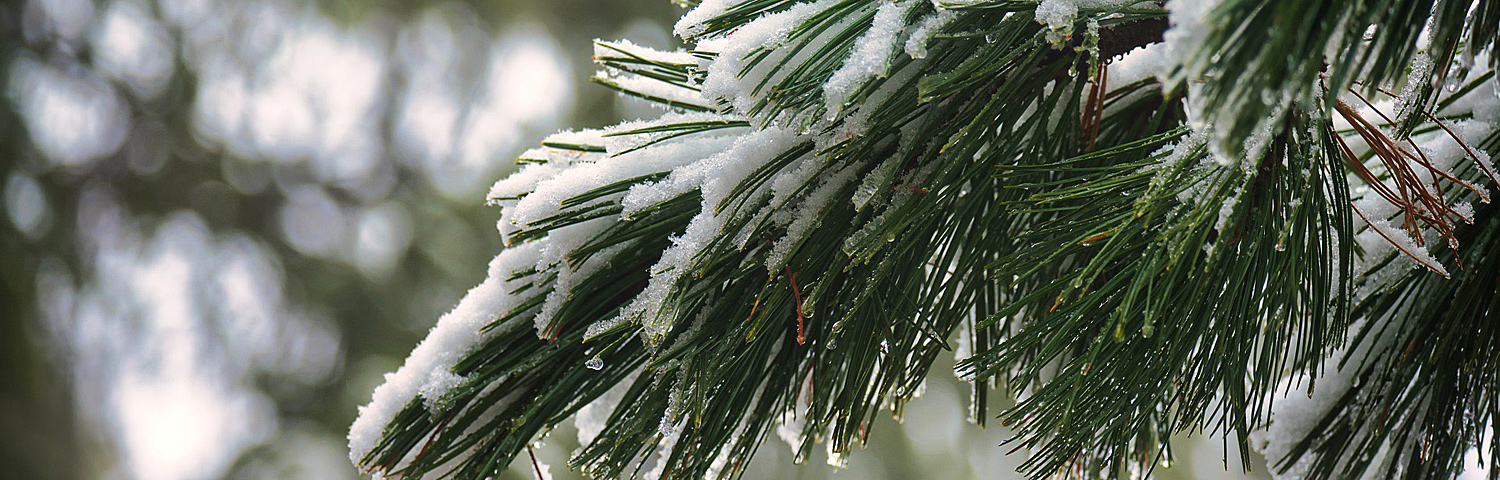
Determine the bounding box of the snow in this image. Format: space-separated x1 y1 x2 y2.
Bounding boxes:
575 371 638 447
348 240 545 467
533 459 554 480
532 238 623 337
1392 52 1432 127
674 0 736 40
488 129 607 202
823 0 915 117
1250 317 1404 480
698 0 841 115
1157 0 1219 88
601 111 742 156
1035 0 1133 45
1356 211 1449 277
1106 42 1171 90
853 156 900 210
609 127 807 345
766 161 860 271
362 0 1500 475
594 39 697 66
507 134 736 227
596 71 707 109
1034 0 1081 37
1248 57 1499 477
904 9 955 59
829 58 925 141
1344 57 1499 284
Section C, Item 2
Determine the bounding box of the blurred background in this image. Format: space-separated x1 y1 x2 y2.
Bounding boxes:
0 1 1270 479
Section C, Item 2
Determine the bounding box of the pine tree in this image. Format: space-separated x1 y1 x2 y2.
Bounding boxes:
348 1 1500 479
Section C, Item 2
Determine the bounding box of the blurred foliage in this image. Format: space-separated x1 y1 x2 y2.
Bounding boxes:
0 0 675 479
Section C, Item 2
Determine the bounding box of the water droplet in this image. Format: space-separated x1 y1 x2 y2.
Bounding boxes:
1141 323 1155 338
826 449 849 468
985 34 994 43
586 356 603 370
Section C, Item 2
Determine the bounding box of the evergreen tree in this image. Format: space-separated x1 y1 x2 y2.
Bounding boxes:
349 0 1500 479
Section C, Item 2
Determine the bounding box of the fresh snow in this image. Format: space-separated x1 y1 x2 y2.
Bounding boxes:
610 127 807 345
823 0 916 118
348 240 545 467
765 161 860 271
1250 317 1404 480
904 9 955 59
575 371 639 447
698 0 842 116
674 0 736 40
1035 0 1135 44
594 39 698 66
356 1 1500 477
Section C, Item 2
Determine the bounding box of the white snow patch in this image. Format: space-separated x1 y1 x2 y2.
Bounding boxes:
349 241 546 467
766 161 860 270
904 9 956 59
823 0 916 117
608 127 806 345
1035 0 1134 45
675 0 736 39
698 0 841 115
575 370 640 447
1250 317 1404 480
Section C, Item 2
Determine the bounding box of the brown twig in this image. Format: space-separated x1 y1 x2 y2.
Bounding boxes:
785 265 806 345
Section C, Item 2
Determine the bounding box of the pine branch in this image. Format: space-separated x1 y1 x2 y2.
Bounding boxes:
349 2 1500 480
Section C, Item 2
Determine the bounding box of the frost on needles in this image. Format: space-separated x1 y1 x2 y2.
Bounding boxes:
351 1 1500 480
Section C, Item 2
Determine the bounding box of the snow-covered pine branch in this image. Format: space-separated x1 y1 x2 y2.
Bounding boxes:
351 1 1500 479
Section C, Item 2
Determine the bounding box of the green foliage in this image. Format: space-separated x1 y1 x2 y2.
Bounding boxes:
354 1 1500 480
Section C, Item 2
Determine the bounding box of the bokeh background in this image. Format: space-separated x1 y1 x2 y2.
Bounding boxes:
0 1 1272 479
